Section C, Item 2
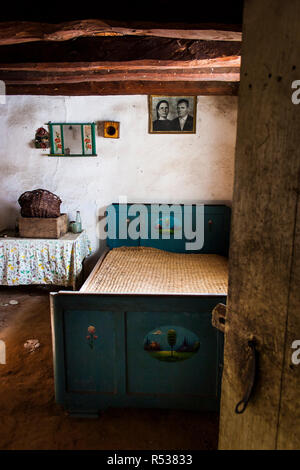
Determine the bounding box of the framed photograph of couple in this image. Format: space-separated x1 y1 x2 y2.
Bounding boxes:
149 95 197 134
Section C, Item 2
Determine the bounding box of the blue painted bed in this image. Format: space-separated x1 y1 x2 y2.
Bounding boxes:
50 203 230 417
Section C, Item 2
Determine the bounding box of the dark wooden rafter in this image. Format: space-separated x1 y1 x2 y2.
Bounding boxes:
0 19 242 45
0 57 240 85
0 37 241 63
0 57 240 71
2 71 239 85
5 81 239 96
0 19 242 95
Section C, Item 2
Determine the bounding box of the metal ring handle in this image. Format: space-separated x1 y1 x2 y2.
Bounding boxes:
235 340 257 414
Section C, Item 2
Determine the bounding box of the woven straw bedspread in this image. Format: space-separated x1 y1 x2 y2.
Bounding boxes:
84 246 228 294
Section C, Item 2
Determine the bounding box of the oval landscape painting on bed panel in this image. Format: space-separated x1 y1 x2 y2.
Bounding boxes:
144 325 200 362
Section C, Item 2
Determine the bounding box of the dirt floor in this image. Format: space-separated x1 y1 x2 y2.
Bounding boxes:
0 286 219 450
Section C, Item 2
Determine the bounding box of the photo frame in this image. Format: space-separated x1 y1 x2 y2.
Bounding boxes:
148 96 197 134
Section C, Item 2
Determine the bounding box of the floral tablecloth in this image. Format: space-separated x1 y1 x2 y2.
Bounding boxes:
0 231 91 288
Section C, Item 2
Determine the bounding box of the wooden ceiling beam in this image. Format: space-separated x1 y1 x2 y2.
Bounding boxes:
0 68 240 85
5 81 239 96
0 19 242 46
0 37 241 64
0 57 240 85
0 21 241 95
1 72 240 84
0 56 240 72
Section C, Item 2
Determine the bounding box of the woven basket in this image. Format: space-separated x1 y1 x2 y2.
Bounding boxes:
18 189 62 218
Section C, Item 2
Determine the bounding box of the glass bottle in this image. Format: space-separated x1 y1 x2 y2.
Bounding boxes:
76 211 82 233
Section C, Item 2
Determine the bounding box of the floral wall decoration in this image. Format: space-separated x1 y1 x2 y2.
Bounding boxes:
83 125 93 154
34 127 50 149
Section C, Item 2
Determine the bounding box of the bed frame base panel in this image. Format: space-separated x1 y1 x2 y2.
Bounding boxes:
50 292 225 416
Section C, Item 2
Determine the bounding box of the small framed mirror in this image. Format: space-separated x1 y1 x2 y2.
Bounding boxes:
48 122 97 157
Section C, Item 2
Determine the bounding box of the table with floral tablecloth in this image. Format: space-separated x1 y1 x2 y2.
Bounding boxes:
0 230 91 289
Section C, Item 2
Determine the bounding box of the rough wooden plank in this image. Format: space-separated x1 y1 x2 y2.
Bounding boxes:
0 20 242 45
218 0 300 450
5 81 239 96
277 179 300 449
0 37 241 64
0 56 241 84
0 68 240 84
0 56 240 72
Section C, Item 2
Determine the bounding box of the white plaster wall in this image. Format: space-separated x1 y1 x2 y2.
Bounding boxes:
0 95 237 258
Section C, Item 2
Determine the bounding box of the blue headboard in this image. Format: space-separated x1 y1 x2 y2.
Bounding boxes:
106 203 231 256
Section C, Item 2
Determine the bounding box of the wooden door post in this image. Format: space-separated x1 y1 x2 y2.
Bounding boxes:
218 0 300 449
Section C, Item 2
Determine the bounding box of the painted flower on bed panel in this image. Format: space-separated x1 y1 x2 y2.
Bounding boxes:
86 325 98 349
